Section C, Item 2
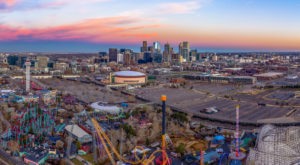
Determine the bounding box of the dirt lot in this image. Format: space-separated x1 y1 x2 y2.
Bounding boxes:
40 78 128 104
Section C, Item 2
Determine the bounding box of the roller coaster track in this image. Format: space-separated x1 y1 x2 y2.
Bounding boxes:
91 118 170 165
105 108 125 120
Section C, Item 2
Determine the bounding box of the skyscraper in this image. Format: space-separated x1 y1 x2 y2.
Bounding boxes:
182 41 190 62
143 52 152 63
153 41 161 53
179 42 190 62
36 56 49 68
124 53 135 65
190 49 197 62
148 46 153 53
117 53 123 64
163 43 172 63
179 42 183 59
141 41 147 52
109 48 119 62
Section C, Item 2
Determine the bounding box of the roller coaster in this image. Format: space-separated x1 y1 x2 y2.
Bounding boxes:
105 108 125 120
92 118 171 165
0 102 55 148
91 95 171 165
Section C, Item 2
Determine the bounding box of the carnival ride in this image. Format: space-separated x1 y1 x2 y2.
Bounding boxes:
91 118 171 165
1 92 25 103
218 153 229 165
105 108 125 120
90 95 171 165
0 102 56 148
21 80 43 90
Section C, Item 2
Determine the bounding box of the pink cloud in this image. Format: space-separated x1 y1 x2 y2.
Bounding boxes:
0 16 159 44
1 0 16 5
0 0 18 9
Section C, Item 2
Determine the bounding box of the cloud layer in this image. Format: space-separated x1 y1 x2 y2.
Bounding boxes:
158 1 204 14
0 16 159 43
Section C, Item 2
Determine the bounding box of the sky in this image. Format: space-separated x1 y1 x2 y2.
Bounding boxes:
0 0 300 52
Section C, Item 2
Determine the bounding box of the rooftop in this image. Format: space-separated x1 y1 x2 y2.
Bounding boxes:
65 124 90 138
114 71 146 77
254 72 284 77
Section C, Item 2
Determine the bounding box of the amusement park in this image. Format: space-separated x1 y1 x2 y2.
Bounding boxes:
0 60 300 165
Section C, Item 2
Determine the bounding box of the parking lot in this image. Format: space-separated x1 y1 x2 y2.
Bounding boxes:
134 86 298 123
133 87 207 108
191 83 242 96
233 88 300 106
185 98 292 122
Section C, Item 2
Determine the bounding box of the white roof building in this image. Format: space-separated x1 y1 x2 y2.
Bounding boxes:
114 71 146 77
65 124 92 143
90 102 121 114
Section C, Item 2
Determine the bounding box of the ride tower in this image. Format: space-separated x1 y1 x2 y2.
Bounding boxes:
25 60 31 93
161 95 167 165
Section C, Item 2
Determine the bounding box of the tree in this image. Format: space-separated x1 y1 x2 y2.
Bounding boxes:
175 143 185 155
86 106 93 112
146 138 150 146
121 124 136 138
55 140 64 150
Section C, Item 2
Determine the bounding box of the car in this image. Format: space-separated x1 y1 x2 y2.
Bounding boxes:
257 103 266 106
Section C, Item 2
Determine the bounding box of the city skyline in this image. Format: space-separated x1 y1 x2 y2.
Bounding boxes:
1 0 300 52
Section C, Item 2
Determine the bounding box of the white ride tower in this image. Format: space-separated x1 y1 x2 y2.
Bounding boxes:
25 60 31 92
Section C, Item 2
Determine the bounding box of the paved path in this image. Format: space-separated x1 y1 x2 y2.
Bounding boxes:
0 157 10 165
64 158 75 165
76 155 92 165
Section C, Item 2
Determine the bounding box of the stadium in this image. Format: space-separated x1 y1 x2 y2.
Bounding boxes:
114 71 146 84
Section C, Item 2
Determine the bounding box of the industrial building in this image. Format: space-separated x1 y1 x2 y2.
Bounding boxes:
184 74 257 84
114 71 146 84
254 72 285 80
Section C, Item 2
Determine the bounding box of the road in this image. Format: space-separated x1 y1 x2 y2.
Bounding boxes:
0 148 26 165
64 158 75 165
76 155 92 165
0 157 10 165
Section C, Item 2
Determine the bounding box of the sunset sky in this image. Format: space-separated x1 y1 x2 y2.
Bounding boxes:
0 0 300 52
